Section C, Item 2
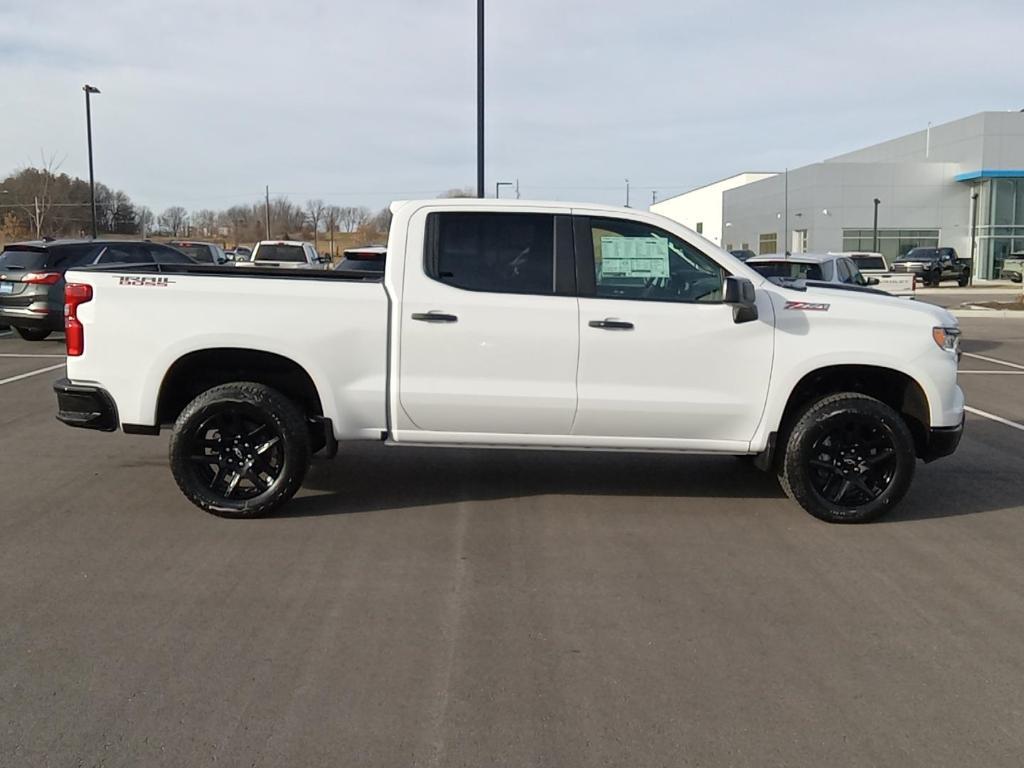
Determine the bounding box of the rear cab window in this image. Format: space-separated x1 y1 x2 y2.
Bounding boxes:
852 256 886 271
254 244 307 263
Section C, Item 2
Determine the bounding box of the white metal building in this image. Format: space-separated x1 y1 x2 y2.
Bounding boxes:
650 112 1024 279
649 172 777 248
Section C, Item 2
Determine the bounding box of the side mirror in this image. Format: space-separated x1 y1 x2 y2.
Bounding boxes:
319 255 332 264
723 276 758 324
866 276 880 286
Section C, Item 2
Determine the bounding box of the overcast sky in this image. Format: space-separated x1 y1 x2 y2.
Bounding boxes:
1 0 1022 215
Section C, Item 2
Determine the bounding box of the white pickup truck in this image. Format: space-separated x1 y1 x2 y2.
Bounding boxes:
53 200 965 523
839 252 916 298
240 240 329 269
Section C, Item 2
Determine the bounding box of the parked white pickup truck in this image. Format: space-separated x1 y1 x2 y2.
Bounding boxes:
838 252 916 298
53 200 965 523
240 240 329 269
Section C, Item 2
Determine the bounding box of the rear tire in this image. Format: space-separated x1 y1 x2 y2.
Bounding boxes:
957 273 969 287
169 382 311 518
779 393 916 523
14 327 51 341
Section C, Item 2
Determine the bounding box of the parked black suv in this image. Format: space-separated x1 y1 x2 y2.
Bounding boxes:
0 240 194 340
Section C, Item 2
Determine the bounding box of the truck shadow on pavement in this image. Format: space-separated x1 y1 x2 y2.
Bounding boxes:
284 441 1015 522
290 445 786 518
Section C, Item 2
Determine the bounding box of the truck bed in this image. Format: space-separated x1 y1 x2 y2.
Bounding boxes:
63 263 389 438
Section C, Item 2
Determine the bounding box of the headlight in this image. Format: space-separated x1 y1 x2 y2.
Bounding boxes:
932 326 961 353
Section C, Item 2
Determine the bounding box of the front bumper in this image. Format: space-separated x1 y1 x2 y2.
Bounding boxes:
54 378 119 432
921 415 964 462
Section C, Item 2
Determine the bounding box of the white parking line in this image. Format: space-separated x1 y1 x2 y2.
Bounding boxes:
965 406 1024 434
962 352 1024 371
0 353 66 358
0 363 65 386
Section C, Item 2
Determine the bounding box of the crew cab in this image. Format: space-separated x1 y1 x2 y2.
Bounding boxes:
242 240 329 269
891 247 971 287
53 200 965 524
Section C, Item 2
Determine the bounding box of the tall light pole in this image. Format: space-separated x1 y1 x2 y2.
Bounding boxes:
83 85 100 238
624 179 630 208
476 0 485 198
872 198 881 253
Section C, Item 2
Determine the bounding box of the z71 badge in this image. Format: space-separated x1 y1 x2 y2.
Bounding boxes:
784 301 830 311
118 276 175 287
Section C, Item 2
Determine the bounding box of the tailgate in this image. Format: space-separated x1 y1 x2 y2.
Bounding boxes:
872 273 916 295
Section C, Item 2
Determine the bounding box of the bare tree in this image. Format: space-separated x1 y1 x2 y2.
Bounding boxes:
339 205 371 233
305 199 326 252
160 206 188 237
17 152 64 239
192 209 217 237
324 205 342 257
137 206 154 236
367 207 393 239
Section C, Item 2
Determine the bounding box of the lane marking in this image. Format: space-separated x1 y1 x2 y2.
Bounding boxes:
965 406 1024 434
962 352 1024 371
0 353 65 358
0 363 65 386
958 370 1024 375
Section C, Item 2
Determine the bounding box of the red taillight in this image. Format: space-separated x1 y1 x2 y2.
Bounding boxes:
23 271 62 285
65 283 93 357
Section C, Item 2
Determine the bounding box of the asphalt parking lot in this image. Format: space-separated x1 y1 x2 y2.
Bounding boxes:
2 314 1024 767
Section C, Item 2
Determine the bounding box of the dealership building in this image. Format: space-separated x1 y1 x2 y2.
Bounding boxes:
650 111 1024 280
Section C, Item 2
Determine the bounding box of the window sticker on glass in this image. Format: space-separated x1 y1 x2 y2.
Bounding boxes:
599 236 670 279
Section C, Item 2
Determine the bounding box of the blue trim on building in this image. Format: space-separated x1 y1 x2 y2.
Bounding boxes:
954 169 1024 182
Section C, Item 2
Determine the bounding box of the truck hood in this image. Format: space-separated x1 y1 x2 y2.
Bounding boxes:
771 280 956 327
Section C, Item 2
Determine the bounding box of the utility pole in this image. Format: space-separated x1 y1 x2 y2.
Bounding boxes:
476 0 485 198
652 190 657 206
83 84 101 238
515 178 520 199
265 185 271 239
872 198 881 253
34 195 41 239
625 179 630 208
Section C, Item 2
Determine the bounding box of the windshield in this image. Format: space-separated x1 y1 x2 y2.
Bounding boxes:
748 260 824 281
170 243 214 262
852 255 886 270
254 244 305 263
898 248 954 262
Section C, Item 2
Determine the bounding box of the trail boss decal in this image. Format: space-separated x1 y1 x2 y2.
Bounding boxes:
118 276 175 287
784 301 830 312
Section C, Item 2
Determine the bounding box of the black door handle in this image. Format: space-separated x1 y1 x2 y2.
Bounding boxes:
412 312 458 323
589 319 634 330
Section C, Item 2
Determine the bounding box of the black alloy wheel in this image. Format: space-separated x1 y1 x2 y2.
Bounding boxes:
779 392 916 523
806 416 897 508
186 408 285 501
169 382 311 518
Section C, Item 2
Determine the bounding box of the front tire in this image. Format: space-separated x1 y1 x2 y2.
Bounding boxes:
14 327 51 341
169 382 311 518
779 393 916 523
957 273 970 287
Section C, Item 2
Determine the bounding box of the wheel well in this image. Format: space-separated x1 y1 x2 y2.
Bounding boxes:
157 349 323 425
778 365 930 456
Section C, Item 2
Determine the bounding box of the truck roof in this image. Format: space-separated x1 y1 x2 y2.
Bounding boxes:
255 240 313 247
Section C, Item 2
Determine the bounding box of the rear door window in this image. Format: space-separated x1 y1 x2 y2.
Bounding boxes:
425 212 556 295
96 244 153 264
